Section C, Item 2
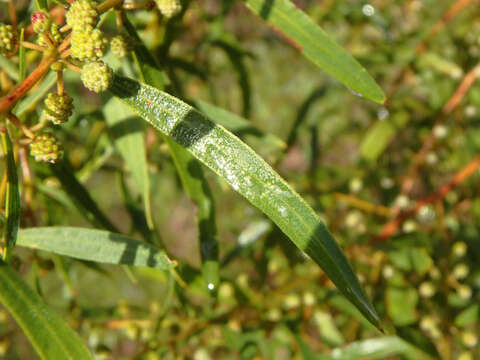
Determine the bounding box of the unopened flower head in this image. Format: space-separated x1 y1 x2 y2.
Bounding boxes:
43 92 74 125
31 11 52 34
155 0 182 18
29 133 63 163
71 29 107 60
81 61 113 93
66 0 99 32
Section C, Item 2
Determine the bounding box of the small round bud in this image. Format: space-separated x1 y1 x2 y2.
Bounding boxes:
155 0 182 18
0 24 16 55
419 281 436 298
302 292 315 306
29 133 63 163
433 125 448 139
31 11 52 34
81 61 113 93
453 263 469 280
283 293 300 310
111 35 132 58
419 315 436 332
452 241 467 258
462 331 478 348
349 178 363 193
457 284 472 300
43 92 74 125
382 265 395 279
71 29 107 60
66 0 99 32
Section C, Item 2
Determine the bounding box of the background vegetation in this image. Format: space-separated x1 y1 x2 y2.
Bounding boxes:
0 0 479 359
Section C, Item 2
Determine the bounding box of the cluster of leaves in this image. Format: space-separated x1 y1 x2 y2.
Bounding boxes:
0 0 479 359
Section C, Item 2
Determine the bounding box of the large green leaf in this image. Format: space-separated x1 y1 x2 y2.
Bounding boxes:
17 227 176 269
243 0 385 103
0 260 92 360
109 76 380 328
1 125 20 262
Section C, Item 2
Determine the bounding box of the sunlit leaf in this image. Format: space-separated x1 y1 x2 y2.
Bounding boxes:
242 0 385 103
17 227 176 269
109 76 380 328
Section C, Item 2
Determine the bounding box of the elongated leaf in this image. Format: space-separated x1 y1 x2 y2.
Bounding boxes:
18 227 176 269
125 19 219 291
243 0 385 103
18 28 26 82
1 125 20 262
103 98 153 228
318 337 433 360
165 137 220 291
50 160 118 232
0 260 92 360
109 76 380 328
196 100 286 151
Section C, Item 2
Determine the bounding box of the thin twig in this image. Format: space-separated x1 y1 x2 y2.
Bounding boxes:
400 62 480 194
20 41 46 52
374 155 480 243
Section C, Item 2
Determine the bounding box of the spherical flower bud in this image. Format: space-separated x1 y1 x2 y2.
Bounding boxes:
155 0 182 18
462 331 478 348
81 61 113 93
283 293 300 310
71 29 107 60
31 11 52 34
43 92 74 125
0 24 16 55
419 315 436 332
111 35 132 58
66 0 98 32
453 263 469 280
419 281 435 298
457 284 472 300
382 265 394 279
29 133 63 163
452 241 467 258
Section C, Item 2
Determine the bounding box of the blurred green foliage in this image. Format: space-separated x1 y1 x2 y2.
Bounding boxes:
0 0 480 359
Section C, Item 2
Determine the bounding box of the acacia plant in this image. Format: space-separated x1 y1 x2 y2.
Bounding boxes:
0 0 388 358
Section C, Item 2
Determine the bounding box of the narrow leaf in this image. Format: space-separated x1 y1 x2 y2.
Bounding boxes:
1 125 20 262
196 100 286 151
103 98 153 228
109 76 380 328
17 227 176 269
0 260 92 360
50 159 118 232
242 0 385 103
0 55 19 81
165 137 220 291
322 336 433 360
125 20 219 291
18 28 26 82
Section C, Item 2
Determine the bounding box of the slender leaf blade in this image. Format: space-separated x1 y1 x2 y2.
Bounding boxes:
0 260 92 360
1 125 20 262
165 137 220 291
17 227 176 269
103 98 153 228
109 76 380 328
243 0 385 103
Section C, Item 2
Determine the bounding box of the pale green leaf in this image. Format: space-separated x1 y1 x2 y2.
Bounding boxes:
103 97 153 228
1 125 20 262
109 76 380 328
242 0 385 103
0 260 92 360
17 227 176 269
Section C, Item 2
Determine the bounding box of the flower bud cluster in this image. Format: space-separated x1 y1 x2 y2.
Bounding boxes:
43 93 74 125
29 133 63 163
155 0 182 19
0 24 16 55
